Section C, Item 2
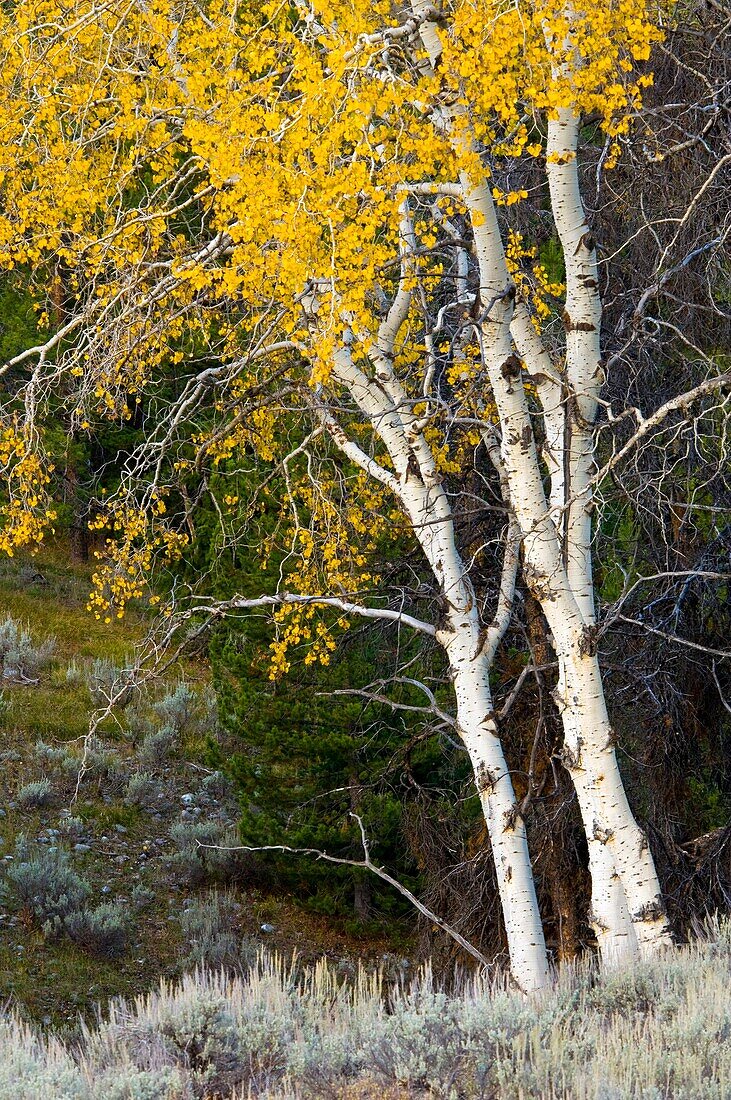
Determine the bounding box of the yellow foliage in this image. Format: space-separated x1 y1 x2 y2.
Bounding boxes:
0 0 669 668
0 424 56 556
87 495 188 620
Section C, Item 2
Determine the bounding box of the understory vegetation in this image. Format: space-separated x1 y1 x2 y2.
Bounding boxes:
0 550 411 1027
2 926 731 1099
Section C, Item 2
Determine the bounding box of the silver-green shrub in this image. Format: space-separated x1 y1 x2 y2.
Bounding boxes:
370 985 468 1097
201 770 232 801
64 901 130 959
153 682 200 735
51 737 127 794
64 659 84 686
84 737 128 792
86 657 134 709
179 891 257 973
168 821 254 886
138 725 177 770
2 926 731 1097
58 815 86 841
34 739 72 768
92 1066 191 1100
125 771 169 813
0 1016 88 1100
0 617 55 680
88 978 250 1099
2 835 90 935
16 777 54 810
130 883 156 910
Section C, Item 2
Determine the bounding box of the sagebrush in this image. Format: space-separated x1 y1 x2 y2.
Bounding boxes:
2 926 731 1098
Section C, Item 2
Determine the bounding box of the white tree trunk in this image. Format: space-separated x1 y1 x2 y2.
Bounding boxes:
440 609 549 993
554 666 638 960
326 330 550 991
550 626 672 955
510 307 636 959
456 151 673 959
391 434 550 990
545 109 671 955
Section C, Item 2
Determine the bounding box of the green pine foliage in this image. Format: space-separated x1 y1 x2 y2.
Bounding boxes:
176 459 473 928
212 622 448 924
0 275 39 365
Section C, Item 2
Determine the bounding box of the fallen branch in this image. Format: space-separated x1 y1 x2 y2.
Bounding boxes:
200 812 491 970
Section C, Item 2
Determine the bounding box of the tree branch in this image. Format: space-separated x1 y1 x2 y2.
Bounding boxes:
202 812 491 970
185 593 437 636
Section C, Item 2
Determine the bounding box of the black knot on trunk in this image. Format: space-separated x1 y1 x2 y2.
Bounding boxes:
500 354 522 381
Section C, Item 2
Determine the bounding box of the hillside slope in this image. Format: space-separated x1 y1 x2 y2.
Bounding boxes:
0 547 407 1030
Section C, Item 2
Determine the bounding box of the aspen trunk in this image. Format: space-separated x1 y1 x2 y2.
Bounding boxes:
547 612 672 955
440 58 673 955
330 324 550 990
410 486 550 989
556 668 638 960
442 615 549 992
515 338 638 958
543 107 672 956
406 0 548 986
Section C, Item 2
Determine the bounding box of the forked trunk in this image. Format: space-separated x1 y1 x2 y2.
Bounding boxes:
553 631 673 955
329 310 550 990
542 106 672 955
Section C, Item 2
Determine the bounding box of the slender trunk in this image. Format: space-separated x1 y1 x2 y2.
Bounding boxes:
409 476 549 989
509 351 635 959
555 667 638 960
405 0 549 986
548 614 672 954
524 589 636 958
459 174 672 955
329 335 550 989
410 0 672 963
353 878 372 923
350 775 372 922
64 463 89 563
523 594 626 959
441 612 549 992
544 108 671 955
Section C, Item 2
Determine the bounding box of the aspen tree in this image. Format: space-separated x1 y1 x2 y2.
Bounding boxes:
2 0 726 981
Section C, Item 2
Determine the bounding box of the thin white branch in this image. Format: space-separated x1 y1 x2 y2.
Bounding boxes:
616 616 731 659
187 593 437 636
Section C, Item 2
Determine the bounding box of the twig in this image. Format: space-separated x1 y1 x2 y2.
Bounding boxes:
615 615 731 659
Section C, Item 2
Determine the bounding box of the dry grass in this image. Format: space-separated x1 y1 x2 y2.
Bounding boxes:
2 924 731 1098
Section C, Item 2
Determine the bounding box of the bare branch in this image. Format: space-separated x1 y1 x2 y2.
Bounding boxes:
183 593 437 636
201 812 491 970
615 615 731 659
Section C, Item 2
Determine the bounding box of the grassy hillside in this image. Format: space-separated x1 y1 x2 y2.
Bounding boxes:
6 547 729 1099
0 546 408 1030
